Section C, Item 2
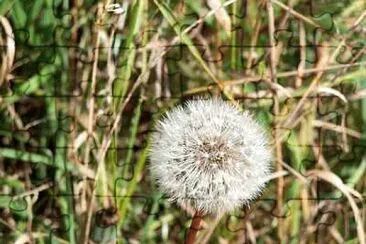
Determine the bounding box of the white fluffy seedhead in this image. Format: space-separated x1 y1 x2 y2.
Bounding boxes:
149 98 272 215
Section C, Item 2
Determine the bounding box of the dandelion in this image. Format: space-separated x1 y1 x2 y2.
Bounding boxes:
149 98 272 242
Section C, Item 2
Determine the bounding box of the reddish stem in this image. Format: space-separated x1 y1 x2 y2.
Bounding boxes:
185 211 204 244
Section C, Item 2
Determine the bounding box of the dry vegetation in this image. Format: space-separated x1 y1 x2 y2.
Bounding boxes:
0 0 365 243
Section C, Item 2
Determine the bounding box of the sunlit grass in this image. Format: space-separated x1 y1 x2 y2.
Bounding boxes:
0 0 365 243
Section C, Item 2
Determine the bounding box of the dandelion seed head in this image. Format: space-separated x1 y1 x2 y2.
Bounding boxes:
149 98 272 215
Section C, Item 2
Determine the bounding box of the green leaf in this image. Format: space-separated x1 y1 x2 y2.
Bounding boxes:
0 148 85 176
0 0 14 15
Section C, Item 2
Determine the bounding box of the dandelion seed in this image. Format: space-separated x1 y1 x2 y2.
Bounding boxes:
149 98 272 215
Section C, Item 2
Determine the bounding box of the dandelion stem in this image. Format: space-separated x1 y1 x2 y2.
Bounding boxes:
185 211 204 244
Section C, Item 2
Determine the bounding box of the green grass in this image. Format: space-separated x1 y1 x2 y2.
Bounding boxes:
0 0 365 243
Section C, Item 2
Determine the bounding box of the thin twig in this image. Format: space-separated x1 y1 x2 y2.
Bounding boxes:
83 2 110 243
312 120 362 139
296 21 306 88
11 182 53 201
183 61 366 95
245 18 262 75
282 72 323 128
271 0 322 29
351 9 366 29
266 1 284 242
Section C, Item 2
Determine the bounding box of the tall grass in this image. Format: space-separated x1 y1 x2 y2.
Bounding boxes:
0 0 365 243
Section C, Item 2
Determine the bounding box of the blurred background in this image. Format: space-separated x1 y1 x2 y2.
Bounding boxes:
0 0 365 243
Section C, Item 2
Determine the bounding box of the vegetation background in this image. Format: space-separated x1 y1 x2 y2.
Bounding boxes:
0 0 365 243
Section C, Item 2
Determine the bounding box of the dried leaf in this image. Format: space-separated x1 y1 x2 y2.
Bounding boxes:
307 170 365 244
